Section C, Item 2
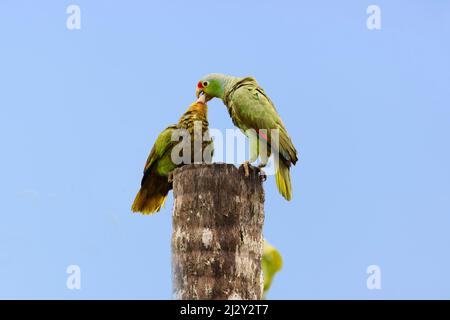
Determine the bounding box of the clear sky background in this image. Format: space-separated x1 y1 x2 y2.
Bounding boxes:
0 1 449 299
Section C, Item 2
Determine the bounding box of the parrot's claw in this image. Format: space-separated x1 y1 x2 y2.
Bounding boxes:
256 163 267 182
258 168 267 182
239 161 265 181
240 161 251 177
168 172 174 184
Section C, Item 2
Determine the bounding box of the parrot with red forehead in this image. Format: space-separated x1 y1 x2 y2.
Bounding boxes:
196 74 298 201
132 94 212 214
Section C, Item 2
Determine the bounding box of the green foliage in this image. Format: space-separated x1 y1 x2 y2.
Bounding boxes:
262 239 283 298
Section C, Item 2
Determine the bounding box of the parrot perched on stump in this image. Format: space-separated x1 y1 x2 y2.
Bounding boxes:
132 94 212 214
196 73 298 200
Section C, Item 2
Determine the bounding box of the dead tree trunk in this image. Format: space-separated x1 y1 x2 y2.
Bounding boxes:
171 163 265 300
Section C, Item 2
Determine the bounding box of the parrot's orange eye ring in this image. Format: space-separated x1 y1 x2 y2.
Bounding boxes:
202 81 209 87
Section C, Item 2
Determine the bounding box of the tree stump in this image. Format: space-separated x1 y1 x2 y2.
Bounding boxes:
171 163 265 300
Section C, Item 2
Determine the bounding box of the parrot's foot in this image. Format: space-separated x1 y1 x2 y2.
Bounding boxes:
168 172 174 184
239 161 251 177
257 163 267 182
239 161 266 182
258 168 267 182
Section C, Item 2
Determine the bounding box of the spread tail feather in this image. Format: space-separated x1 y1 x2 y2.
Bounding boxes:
275 160 293 201
131 174 169 214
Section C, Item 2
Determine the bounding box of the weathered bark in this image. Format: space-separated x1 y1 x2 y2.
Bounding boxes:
172 163 265 300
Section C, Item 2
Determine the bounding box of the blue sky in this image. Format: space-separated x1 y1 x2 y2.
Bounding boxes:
0 0 449 299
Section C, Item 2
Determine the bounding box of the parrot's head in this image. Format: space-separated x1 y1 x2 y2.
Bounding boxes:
195 73 228 100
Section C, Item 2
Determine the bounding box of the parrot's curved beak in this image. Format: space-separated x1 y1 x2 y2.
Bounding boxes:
196 92 207 104
195 86 203 99
196 81 213 103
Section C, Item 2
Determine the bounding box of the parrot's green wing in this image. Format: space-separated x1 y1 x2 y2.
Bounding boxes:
141 124 178 185
262 239 283 298
230 82 298 165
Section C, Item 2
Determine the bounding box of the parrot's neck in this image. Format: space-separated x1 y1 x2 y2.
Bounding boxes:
221 75 240 99
186 101 208 116
222 76 258 107
179 101 208 127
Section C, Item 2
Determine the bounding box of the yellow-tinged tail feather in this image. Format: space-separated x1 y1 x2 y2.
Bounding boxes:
131 174 169 214
275 161 293 201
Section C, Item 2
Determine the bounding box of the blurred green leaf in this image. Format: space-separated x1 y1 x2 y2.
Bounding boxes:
262 239 283 298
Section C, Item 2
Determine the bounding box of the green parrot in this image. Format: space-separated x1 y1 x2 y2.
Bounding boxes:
196 74 298 200
132 94 212 214
262 239 283 298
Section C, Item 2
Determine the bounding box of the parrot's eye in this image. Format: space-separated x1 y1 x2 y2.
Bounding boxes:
202 81 209 87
